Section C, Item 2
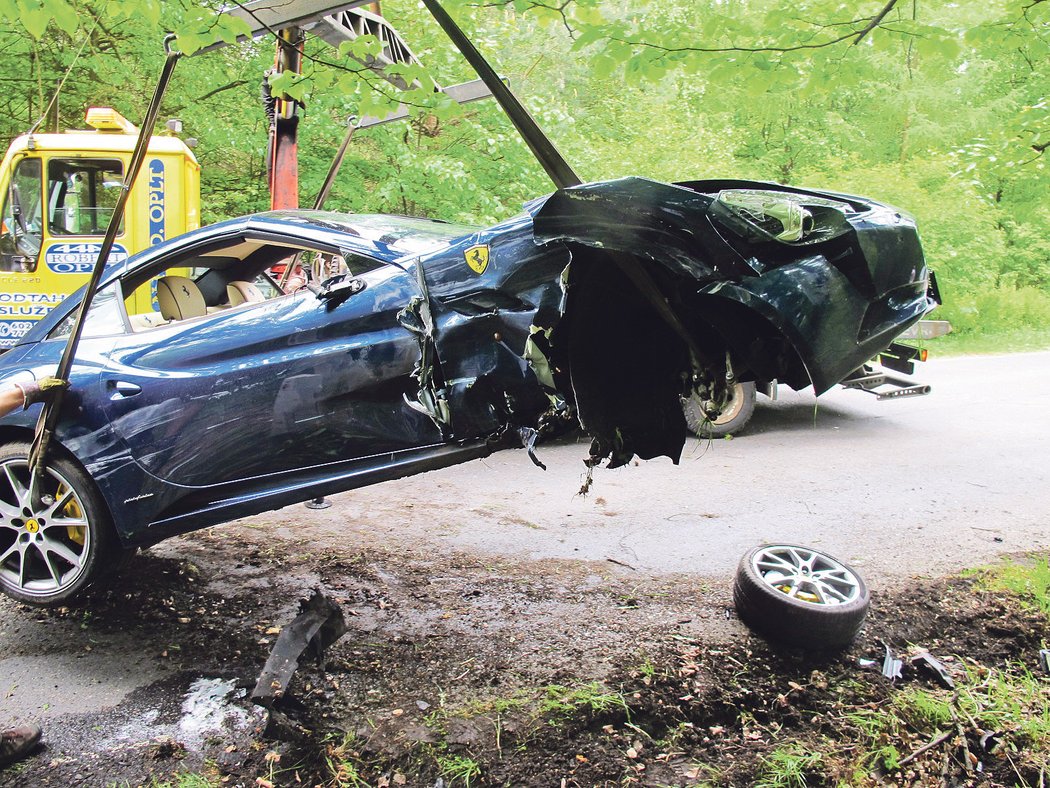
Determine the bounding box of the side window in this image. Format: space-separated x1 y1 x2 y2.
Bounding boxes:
49 283 126 340
47 159 124 236
0 158 43 273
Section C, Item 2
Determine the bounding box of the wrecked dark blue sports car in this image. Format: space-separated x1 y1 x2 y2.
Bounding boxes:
0 176 937 604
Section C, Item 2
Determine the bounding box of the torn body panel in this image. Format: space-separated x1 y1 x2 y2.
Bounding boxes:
526 177 934 465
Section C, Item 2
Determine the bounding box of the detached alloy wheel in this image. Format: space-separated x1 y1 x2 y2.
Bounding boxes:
733 544 870 650
683 381 757 438
0 442 116 606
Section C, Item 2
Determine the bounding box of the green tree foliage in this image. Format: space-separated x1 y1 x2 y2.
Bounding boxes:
0 0 1046 334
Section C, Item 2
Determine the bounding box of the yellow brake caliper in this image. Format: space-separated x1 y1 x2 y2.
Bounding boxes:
56 484 86 545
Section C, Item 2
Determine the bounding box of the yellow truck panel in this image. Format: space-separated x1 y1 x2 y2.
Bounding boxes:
0 109 200 348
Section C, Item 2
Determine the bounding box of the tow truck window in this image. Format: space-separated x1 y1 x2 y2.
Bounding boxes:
47 158 124 236
0 158 43 273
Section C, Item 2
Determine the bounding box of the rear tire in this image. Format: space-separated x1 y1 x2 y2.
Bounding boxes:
0 441 118 606
733 544 870 650
682 381 757 437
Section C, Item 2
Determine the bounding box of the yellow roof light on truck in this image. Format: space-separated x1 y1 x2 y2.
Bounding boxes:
85 107 137 133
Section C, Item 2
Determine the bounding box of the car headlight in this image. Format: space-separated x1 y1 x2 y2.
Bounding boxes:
715 189 815 242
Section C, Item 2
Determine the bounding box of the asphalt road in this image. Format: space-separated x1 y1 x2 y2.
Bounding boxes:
311 348 1050 585
2 350 1049 760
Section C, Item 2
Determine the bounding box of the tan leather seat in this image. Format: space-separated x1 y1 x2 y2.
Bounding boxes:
156 275 207 321
226 280 265 307
128 312 169 331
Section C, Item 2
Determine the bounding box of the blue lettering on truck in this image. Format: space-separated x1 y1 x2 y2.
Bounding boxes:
148 158 165 246
44 242 128 274
148 158 166 312
0 293 65 348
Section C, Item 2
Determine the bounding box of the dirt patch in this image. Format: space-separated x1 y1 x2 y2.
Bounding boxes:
2 532 1047 787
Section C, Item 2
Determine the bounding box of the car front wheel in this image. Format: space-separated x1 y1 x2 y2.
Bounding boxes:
733 544 871 650
0 442 117 605
682 381 757 438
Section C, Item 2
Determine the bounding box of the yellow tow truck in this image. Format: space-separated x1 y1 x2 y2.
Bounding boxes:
0 107 199 348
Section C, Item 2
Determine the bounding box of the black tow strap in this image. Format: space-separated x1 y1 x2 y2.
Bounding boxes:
29 40 183 488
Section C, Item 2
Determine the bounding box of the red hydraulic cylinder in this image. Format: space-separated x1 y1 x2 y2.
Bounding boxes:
268 27 303 210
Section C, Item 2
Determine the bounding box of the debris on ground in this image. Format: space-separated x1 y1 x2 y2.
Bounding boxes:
252 589 347 707
3 540 1048 788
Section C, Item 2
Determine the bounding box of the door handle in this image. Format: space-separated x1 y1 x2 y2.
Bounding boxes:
108 380 142 400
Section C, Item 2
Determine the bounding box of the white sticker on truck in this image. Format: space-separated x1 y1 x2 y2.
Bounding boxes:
44 242 129 274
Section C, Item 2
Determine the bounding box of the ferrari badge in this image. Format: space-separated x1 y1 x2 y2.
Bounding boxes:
464 244 490 274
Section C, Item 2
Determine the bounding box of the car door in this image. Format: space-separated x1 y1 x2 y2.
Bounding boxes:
98 248 444 488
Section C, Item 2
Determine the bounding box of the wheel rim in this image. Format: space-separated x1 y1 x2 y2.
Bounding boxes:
711 383 745 426
682 383 745 429
0 457 92 599
750 545 861 606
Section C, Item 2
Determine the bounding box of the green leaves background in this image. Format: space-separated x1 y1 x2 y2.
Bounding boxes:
0 0 1046 335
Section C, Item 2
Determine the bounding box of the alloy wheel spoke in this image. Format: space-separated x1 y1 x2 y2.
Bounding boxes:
17 545 27 588
808 582 829 603
2 464 27 509
758 553 796 572
0 541 18 564
810 570 857 600
787 547 804 569
47 488 76 519
45 517 87 531
26 471 42 515
814 580 849 603
42 549 63 587
40 536 82 570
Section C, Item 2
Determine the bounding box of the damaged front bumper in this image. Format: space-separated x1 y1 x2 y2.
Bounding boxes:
524 177 937 467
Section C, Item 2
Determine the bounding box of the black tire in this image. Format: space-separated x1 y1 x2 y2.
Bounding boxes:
0 441 118 606
733 544 870 650
682 381 757 438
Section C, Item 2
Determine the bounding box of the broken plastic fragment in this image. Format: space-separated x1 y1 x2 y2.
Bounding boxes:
251 590 347 708
881 644 903 681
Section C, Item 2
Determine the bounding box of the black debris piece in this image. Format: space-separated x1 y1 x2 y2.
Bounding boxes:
251 589 348 707
910 650 955 689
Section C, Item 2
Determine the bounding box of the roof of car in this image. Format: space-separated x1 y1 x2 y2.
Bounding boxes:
244 210 483 261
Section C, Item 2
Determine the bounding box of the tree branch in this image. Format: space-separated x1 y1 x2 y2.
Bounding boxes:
196 79 250 102
852 0 900 45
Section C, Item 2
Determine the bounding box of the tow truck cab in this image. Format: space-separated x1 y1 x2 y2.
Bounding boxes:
0 107 200 349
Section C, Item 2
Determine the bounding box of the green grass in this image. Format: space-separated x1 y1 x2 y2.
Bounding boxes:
323 731 371 787
436 753 482 786
922 327 1050 357
892 687 954 729
756 744 825 788
539 682 630 717
109 776 220 788
970 555 1050 615
956 663 1050 749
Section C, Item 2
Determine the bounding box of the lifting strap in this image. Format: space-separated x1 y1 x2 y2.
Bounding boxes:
29 39 183 488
